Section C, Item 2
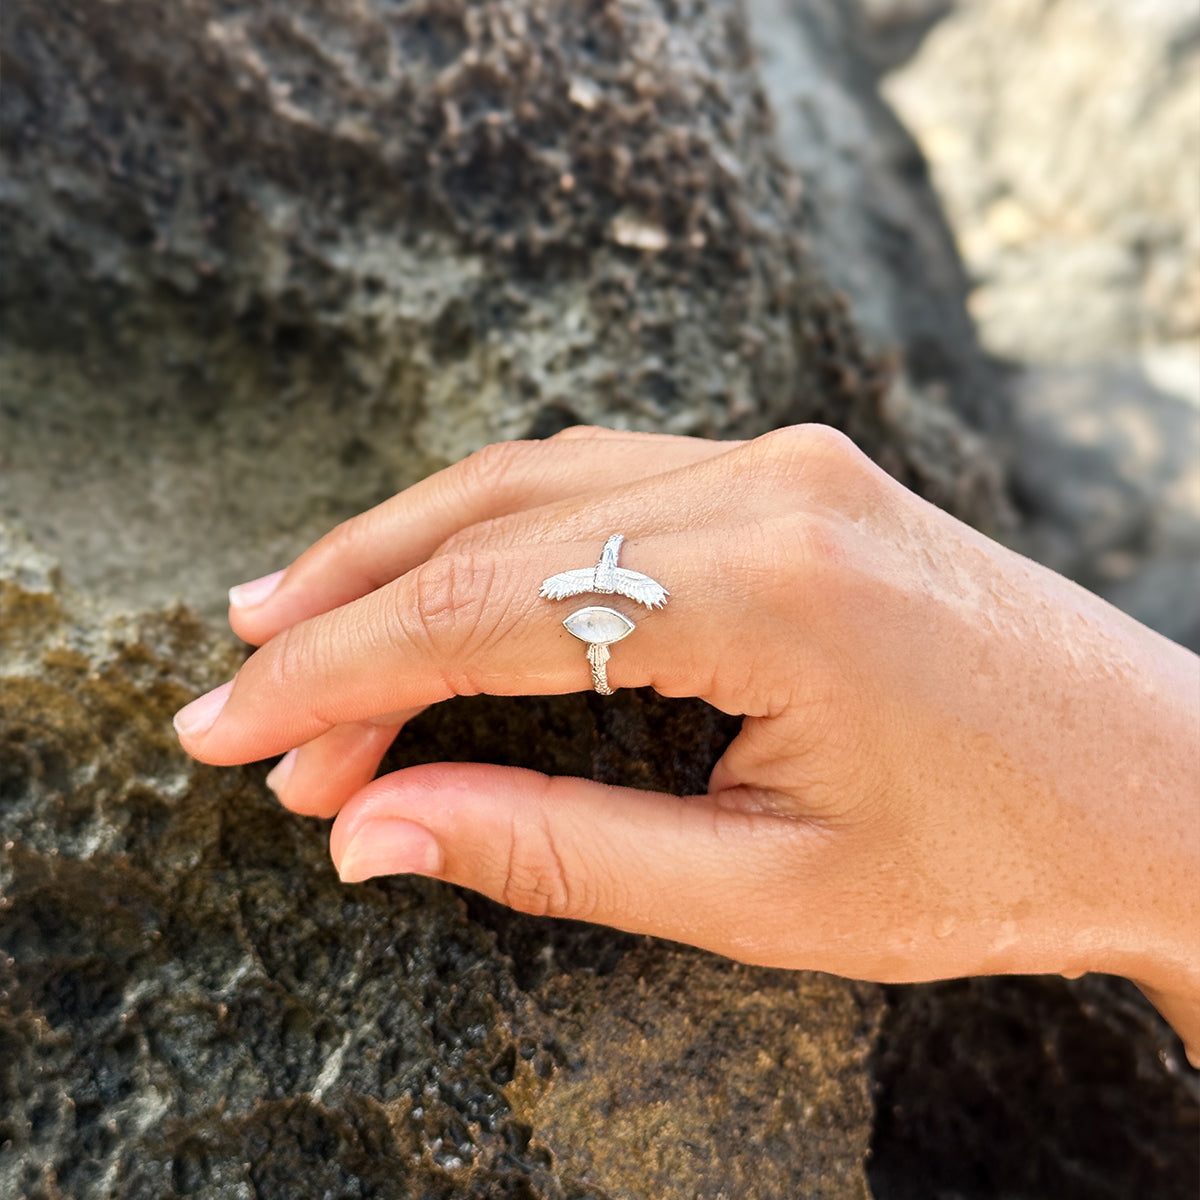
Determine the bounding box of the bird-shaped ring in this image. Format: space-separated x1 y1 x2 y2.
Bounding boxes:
539 534 669 695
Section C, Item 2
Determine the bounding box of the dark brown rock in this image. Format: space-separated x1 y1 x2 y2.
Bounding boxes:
869 975 1200 1200
0 526 880 1198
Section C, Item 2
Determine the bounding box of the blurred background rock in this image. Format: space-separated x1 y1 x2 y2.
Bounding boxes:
866 0 1200 649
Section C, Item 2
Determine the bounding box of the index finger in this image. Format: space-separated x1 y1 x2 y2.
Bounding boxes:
229 431 737 646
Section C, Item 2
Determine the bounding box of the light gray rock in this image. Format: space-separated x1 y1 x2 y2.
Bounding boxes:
871 0 1200 648
745 0 1000 433
882 0 1200 371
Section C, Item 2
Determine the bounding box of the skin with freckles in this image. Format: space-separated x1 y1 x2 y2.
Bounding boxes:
172 425 1200 1063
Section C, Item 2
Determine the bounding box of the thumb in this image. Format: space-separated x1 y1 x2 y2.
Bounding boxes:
329 763 798 955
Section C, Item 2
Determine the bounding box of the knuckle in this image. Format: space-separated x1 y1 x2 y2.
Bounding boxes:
268 622 317 692
794 422 860 461
752 424 868 488
403 554 525 684
743 509 848 598
324 513 366 553
454 439 530 497
262 622 339 731
317 508 400 591
435 518 508 563
499 808 577 919
406 554 497 661
788 511 849 580
315 510 376 568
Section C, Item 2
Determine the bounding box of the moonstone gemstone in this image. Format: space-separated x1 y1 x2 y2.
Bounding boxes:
562 606 635 644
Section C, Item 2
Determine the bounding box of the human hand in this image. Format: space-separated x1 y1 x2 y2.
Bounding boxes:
173 426 1200 1058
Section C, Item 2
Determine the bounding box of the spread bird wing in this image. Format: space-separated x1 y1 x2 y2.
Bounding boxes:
540 567 669 608
612 569 669 609
539 569 595 601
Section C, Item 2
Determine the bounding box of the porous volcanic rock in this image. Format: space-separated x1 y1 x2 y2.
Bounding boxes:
0 523 881 1199
0 0 1001 622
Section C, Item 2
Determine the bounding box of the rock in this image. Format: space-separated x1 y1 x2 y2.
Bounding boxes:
3 1 1194 1196
874 0 1200 649
850 0 954 73
0 2 887 1189
882 0 1200 371
744 0 1001 435
1006 364 1200 649
0 523 881 1199
870 975 1200 1200
0 5 990 1193
514 948 879 1198
0 0 1000 623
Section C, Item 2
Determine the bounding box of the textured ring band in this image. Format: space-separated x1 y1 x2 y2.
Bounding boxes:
539 534 669 695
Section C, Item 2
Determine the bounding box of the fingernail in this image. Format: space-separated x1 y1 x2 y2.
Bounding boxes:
173 680 234 738
265 748 298 796
229 568 286 609
338 820 442 883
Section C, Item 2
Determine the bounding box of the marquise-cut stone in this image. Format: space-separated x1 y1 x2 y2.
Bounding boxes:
563 606 635 645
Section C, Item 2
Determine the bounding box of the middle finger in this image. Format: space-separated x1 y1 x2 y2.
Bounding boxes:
230 431 737 647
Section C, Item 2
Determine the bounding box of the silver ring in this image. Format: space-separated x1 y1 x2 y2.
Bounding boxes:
539 534 669 695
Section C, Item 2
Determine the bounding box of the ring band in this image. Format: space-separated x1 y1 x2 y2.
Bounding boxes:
540 535 669 695
562 606 633 695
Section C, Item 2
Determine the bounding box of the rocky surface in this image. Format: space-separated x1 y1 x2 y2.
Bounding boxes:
879 0 1200 649
883 0 1200 374
0 0 1000 624
0 5 955 1194
745 0 997 431
851 0 953 74
1006 363 1200 651
0 524 880 1199
871 975 1200 1200
739 0 1015 559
